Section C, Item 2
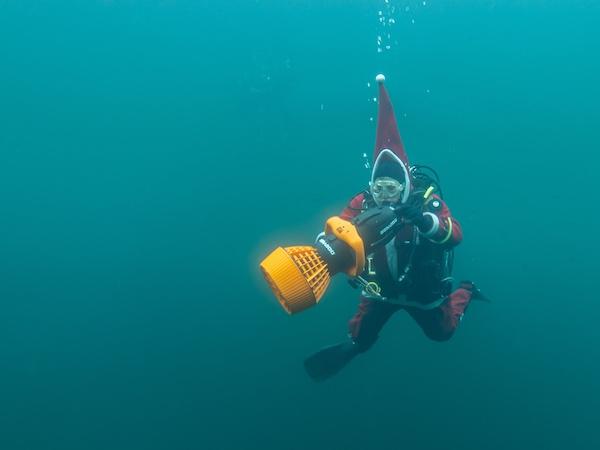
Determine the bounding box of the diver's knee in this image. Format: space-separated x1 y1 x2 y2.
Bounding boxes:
425 329 454 342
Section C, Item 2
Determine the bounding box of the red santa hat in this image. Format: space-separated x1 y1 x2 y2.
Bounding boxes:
371 74 412 203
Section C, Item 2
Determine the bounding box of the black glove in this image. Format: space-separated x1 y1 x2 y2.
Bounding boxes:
397 202 432 231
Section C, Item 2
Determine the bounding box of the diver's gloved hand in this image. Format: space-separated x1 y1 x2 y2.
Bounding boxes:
397 203 432 231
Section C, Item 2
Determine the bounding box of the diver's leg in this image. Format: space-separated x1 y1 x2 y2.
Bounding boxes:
348 297 399 352
304 298 398 381
406 282 474 342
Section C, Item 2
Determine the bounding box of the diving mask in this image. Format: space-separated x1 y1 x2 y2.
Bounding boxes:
370 176 405 206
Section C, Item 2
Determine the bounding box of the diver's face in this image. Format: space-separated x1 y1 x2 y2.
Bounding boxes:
371 177 404 206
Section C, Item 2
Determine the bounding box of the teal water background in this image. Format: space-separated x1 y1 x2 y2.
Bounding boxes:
1 1 599 449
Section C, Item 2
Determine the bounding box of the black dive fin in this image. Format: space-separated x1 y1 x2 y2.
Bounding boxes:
461 280 492 303
304 342 358 382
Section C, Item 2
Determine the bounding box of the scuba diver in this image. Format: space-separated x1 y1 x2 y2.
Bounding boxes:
304 74 487 382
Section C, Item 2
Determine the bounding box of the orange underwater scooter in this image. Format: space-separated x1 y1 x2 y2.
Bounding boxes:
260 204 414 314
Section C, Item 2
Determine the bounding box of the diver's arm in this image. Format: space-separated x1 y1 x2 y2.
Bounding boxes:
419 195 463 247
314 193 366 244
339 193 366 221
